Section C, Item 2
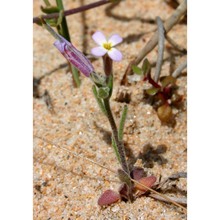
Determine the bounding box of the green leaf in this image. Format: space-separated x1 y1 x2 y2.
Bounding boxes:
56 10 64 26
43 0 51 6
161 76 176 88
107 74 113 98
132 65 142 75
97 87 110 99
112 137 121 164
70 64 80 88
90 72 107 87
118 105 128 141
142 58 151 76
146 87 160 96
45 19 58 27
40 6 60 14
92 85 107 116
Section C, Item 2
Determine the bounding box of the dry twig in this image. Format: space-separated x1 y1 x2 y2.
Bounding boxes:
33 0 114 24
121 0 187 85
149 193 187 205
154 17 165 82
166 35 187 54
172 60 187 78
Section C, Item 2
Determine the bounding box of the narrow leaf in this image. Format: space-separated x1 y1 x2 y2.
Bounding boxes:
132 65 142 75
107 74 113 98
97 87 110 99
112 137 121 164
70 64 80 87
43 0 51 6
118 105 128 141
145 87 160 96
40 6 59 14
92 85 107 116
142 58 151 76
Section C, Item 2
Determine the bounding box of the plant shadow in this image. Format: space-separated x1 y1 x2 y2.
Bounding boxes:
93 122 112 145
125 142 168 170
105 2 156 24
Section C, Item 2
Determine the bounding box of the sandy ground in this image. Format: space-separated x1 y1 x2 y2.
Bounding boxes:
33 0 187 219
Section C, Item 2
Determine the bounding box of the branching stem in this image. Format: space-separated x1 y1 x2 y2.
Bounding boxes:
33 0 114 24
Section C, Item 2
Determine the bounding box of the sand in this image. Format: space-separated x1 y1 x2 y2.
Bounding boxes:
33 0 187 219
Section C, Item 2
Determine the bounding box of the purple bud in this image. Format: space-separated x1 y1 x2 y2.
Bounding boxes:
54 35 94 77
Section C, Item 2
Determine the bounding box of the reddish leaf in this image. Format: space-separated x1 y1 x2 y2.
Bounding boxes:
134 176 157 193
118 183 129 200
98 190 120 206
130 167 145 180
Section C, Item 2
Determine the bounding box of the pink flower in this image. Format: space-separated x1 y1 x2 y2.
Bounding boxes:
91 31 123 61
54 35 94 77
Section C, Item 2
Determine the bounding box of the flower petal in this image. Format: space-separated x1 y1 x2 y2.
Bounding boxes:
108 34 123 46
54 37 94 77
54 40 66 53
108 48 122 61
91 46 107 57
92 31 107 46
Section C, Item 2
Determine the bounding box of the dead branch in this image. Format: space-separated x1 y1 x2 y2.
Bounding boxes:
149 193 187 205
121 0 187 85
172 60 187 78
33 0 113 24
154 17 165 82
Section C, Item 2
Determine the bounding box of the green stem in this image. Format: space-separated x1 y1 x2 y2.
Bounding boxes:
103 99 133 202
43 0 50 7
103 98 130 175
56 0 81 87
92 85 107 116
70 64 81 87
56 0 70 41
111 137 121 164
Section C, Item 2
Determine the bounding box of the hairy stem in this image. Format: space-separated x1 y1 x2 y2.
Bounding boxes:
92 85 107 116
103 98 130 175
